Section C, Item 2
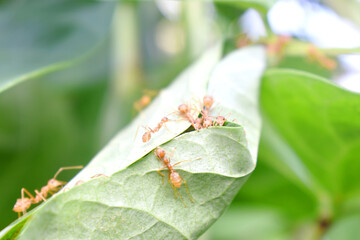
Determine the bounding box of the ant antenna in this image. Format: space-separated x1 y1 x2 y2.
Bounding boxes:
53 166 83 180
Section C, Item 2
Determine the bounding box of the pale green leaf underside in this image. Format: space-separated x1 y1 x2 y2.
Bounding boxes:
17 127 251 240
0 45 266 239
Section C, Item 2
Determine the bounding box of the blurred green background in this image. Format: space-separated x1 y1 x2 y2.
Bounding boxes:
1 0 360 239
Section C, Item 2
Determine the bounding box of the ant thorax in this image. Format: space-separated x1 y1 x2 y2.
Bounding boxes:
41 186 49 195
163 156 170 165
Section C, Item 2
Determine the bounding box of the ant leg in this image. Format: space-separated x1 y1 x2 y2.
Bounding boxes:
91 174 108 178
143 125 154 133
172 157 201 167
21 188 35 201
76 180 84 185
34 190 46 202
179 176 194 203
133 124 140 142
162 123 176 134
157 166 166 184
186 115 200 131
53 166 83 179
168 179 187 207
168 147 177 159
188 97 202 113
167 179 178 199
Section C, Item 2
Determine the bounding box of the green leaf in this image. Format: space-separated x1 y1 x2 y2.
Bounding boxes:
0 45 266 239
324 214 360 240
261 69 360 196
215 0 277 15
0 0 114 94
206 68 360 239
258 69 360 237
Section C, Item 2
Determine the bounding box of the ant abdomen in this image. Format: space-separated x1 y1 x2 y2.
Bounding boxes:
142 132 151 142
170 172 182 188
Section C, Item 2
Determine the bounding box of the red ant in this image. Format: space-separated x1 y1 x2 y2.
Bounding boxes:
198 95 216 128
142 117 170 142
133 89 158 113
178 104 201 131
308 45 336 70
154 147 200 207
215 116 226 126
202 95 214 112
193 117 203 130
13 166 83 218
13 188 39 218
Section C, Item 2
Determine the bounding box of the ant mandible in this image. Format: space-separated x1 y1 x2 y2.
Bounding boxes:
154 147 200 207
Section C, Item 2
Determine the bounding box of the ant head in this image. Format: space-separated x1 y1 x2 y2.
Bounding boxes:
203 117 213 128
48 178 64 190
216 116 226 126
161 117 169 123
178 104 188 114
203 95 214 109
155 147 166 159
142 132 151 142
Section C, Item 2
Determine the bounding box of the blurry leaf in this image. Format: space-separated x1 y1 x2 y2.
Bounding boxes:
215 0 278 15
0 0 114 93
203 140 317 240
259 69 360 236
201 206 289 240
277 56 333 79
324 214 360 240
0 45 266 239
323 0 360 27
209 68 360 240
0 73 109 230
261 69 360 196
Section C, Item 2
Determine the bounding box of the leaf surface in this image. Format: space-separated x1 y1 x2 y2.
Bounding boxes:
0 45 266 239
